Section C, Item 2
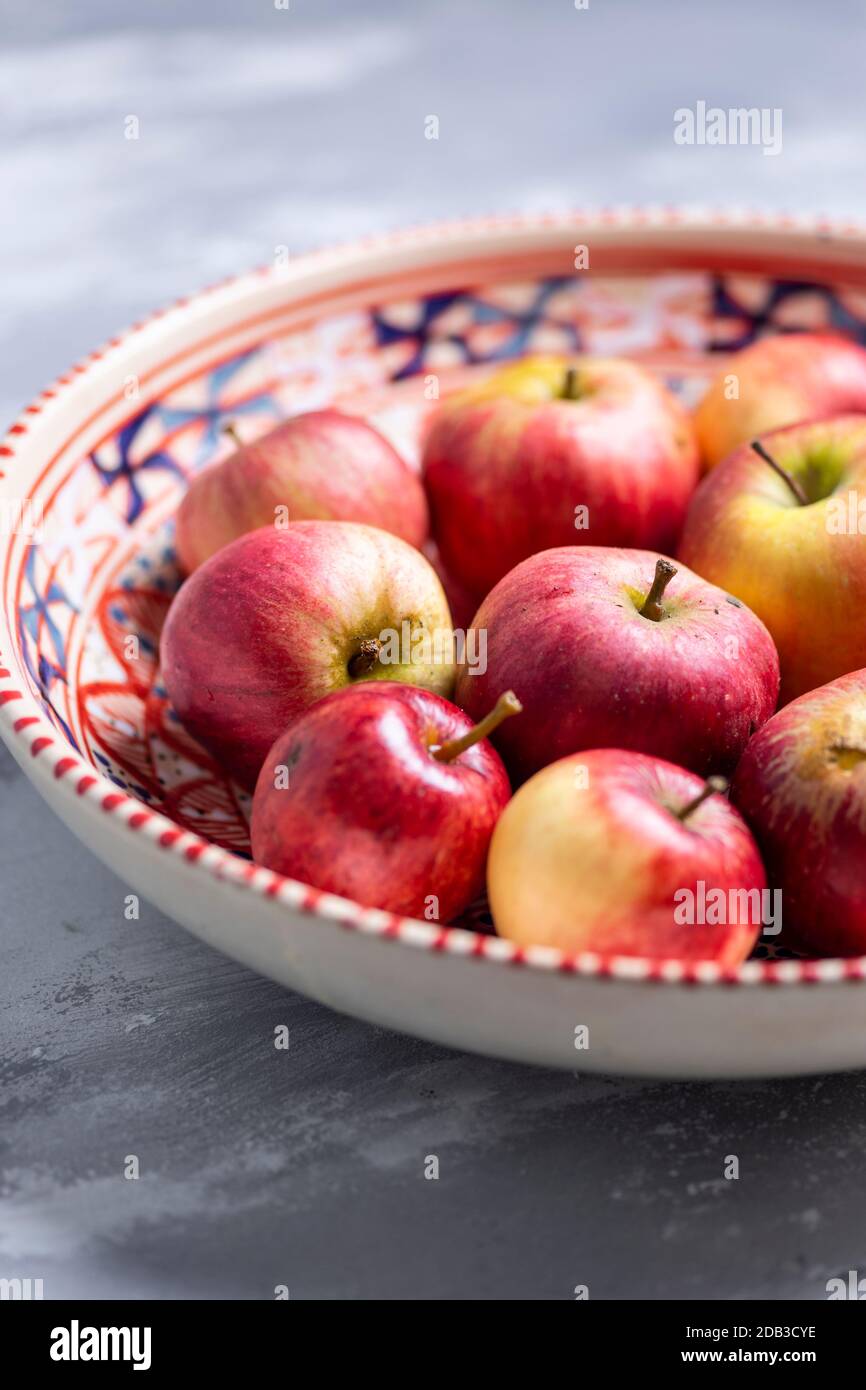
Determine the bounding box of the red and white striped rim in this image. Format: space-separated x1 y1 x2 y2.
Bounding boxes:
3 206 866 989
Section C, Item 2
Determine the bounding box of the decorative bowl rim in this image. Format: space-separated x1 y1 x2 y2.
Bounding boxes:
3 205 866 991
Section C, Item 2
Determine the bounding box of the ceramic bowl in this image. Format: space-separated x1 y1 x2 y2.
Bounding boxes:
4 209 866 1078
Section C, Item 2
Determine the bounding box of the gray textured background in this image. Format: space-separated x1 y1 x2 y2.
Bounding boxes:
3 0 866 1301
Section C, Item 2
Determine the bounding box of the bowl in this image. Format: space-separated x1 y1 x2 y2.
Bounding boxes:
4 208 866 1079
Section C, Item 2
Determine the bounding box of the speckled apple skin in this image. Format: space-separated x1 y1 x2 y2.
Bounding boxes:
176 409 429 572
732 669 866 956
251 682 512 921
455 546 779 784
489 749 765 964
694 332 866 470
679 415 866 704
423 355 699 598
161 521 455 790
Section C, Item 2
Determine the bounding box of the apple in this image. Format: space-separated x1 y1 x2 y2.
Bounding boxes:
679 415 866 703
488 749 765 964
732 668 866 956
175 410 429 572
422 354 699 598
251 683 520 921
422 538 477 633
694 332 866 470
161 521 456 789
454 545 779 784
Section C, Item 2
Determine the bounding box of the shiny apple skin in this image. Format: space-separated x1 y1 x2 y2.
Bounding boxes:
679 415 866 704
732 669 866 956
251 682 512 922
454 546 779 784
422 355 699 598
695 332 866 471
161 521 455 790
488 749 764 964
176 409 429 572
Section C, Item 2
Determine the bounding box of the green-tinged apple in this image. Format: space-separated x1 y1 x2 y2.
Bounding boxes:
695 332 866 470
732 668 866 956
679 415 866 703
176 410 429 572
422 354 699 598
488 749 766 964
251 683 520 921
161 521 455 789
454 545 779 784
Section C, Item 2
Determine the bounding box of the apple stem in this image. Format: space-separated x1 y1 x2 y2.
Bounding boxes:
751 439 809 506
676 775 729 822
639 558 678 621
830 743 866 770
562 365 581 401
432 690 523 763
348 638 383 678
222 422 244 450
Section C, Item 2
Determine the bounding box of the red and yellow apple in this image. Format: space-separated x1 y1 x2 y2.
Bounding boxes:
679 415 866 703
422 355 699 598
695 332 866 470
488 749 765 965
251 683 519 921
176 409 429 572
732 668 866 956
422 538 478 633
454 545 779 784
161 521 455 789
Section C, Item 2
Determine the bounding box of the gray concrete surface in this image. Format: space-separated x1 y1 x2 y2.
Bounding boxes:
3 0 866 1300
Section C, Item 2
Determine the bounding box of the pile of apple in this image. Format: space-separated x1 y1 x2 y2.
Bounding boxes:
161 332 866 966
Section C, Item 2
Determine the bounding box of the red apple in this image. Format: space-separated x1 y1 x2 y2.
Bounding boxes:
454 545 779 784
732 668 866 956
422 538 478 633
161 521 455 789
175 410 429 572
488 749 765 965
694 332 866 470
422 354 699 598
251 683 520 921
679 415 866 703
